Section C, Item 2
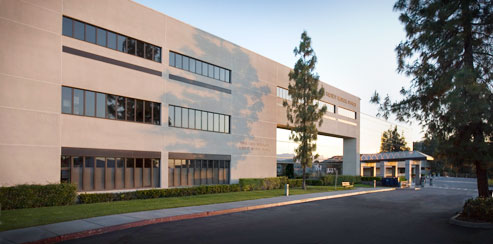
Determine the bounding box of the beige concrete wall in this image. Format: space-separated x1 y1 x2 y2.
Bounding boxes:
0 0 360 187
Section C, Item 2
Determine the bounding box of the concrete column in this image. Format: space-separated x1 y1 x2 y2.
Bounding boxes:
416 163 422 185
360 164 364 176
394 165 398 178
372 165 376 177
405 160 411 184
343 137 360 175
380 161 386 178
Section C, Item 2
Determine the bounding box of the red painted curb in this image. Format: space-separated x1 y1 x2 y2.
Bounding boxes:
25 188 394 244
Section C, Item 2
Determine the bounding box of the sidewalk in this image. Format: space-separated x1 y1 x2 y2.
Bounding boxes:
0 187 394 244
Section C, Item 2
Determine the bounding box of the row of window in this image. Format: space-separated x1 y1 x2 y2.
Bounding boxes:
61 156 160 191
168 105 230 134
169 159 230 187
169 51 231 83
62 16 162 62
277 87 356 119
62 86 161 125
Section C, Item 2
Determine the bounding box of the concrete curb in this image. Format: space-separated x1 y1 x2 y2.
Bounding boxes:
449 213 493 229
23 188 394 244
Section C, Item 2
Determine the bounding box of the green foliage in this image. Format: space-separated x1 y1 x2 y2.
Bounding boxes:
489 179 493 186
239 177 286 191
461 197 493 222
371 0 493 197
79 184 241 204
283 31 327 189
0 184 77 210
361 176 383 182
288 179 303 188
380 126 410 152
321 175 362 186
306 179 324 186
398 176 407 182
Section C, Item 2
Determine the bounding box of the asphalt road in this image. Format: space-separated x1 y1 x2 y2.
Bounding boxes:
64 187 493 244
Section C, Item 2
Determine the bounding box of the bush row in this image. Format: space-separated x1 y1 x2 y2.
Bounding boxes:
239 177 286 191
461 197 493 222
361 176 382 182
0 184 77 210
322 175 362 186
79 184 241 204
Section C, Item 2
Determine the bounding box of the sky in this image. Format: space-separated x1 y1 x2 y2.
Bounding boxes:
134 0 423 157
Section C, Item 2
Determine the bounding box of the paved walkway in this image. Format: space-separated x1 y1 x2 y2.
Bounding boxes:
0 187 393 244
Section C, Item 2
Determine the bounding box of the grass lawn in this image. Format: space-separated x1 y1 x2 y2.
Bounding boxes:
0 186 354 231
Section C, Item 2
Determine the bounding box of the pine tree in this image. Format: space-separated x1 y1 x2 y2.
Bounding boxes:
380 126 410 152
283 31 327 190
371 0 492 197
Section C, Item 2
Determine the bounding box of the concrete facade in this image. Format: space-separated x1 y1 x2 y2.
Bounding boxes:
0 0 360 190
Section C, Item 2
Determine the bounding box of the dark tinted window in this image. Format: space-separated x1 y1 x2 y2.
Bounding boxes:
136 40 144 58
62 87 72 114
126 38 136 55
73 89 84 115
136 100 143 122
169 106 174 126
106 94 116 119
85 25 96 43
126 98 135 121
107 32 117 50
144 101 152 123
153 47 161 62
96 28 106 47
85 91 95 116
153 103 160 125
62 17 73 37
145 43 153 60
73 20 84 40
117 96 125 120
96 93 106 118
117 34 126 52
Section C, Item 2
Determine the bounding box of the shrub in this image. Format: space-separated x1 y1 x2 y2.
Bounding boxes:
0 183 77 210
322 175 362 186
461 197 493 222
79 184 241 204
361 176 382 182
288 179 303 187
306 179 324 186
398 176 407 182
239 177 287 191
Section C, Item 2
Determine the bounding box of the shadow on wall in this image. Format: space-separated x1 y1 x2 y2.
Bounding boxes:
148 28 272 175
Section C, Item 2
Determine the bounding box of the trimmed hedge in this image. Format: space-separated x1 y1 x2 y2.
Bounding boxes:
0 184 77 210
361 176 382 182
288 179 303 187
322 175 361 186
79 184 241 204
239 177 288 191
461 197 493 222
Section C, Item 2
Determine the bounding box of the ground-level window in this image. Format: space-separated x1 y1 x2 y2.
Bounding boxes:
168 158 230 187
61 150 160 191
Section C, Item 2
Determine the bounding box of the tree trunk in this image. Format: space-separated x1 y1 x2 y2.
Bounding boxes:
475 161 490 198
302 165 306 190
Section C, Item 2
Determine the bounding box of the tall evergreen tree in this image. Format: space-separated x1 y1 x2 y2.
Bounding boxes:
283 31 327 190
371 0 492 197
380 126 410 152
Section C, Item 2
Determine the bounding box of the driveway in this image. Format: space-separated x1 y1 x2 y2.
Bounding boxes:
64 187 492 244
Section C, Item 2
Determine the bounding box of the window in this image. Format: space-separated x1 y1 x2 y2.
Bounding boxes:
85 91 95 116
73 20 84 40
168 157 230 187
96 93 106 118
168 105 230 134
85 25 96 43
169 51 231 83
117 96 125 120
107 32 117 50
62 87 72 114
96 28 106 47
61 153 160 191
126 98 135 121
62 17 72 37
316 100 335 114
136 99 144 122
73 89 84 115
62 86 160 125
106 94 116 119
277 87 292 101
62 16 162 62
338 107 357 119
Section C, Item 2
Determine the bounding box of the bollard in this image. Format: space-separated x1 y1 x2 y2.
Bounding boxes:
373 180 376 188
285 184 289 196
